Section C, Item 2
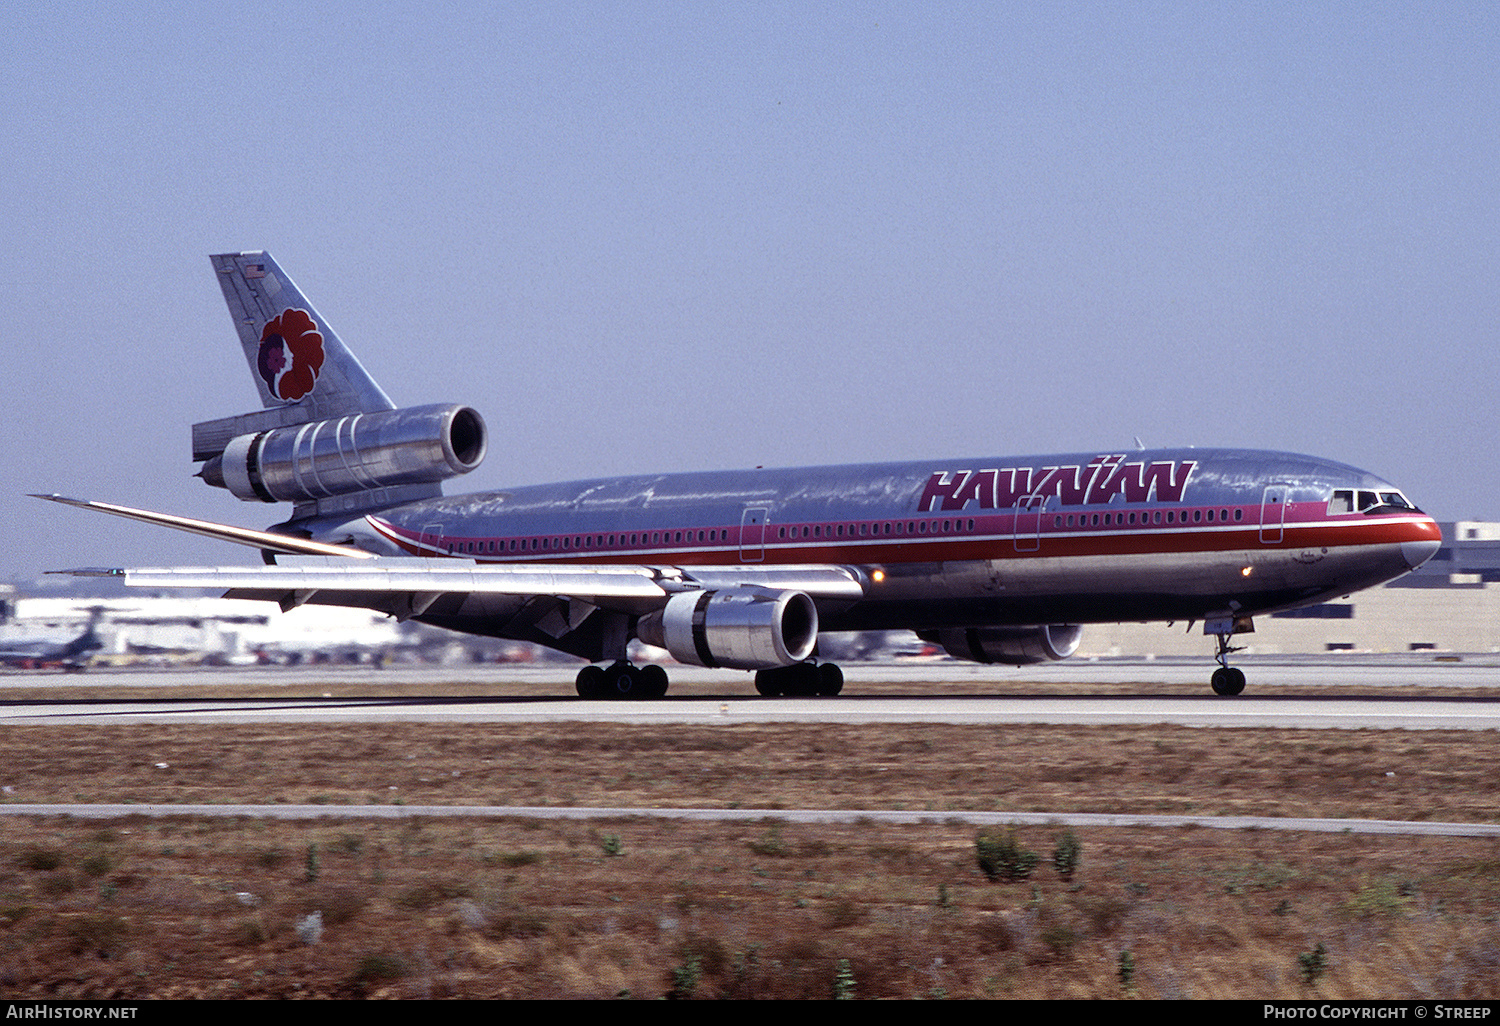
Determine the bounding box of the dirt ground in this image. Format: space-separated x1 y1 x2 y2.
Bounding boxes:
0 693 1497 998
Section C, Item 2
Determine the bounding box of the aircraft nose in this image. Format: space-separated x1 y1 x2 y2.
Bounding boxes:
1401 518 1443 570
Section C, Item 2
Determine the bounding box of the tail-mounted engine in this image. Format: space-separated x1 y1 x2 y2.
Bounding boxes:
921 624 1083 665
636 588 819 670
198 403 487 505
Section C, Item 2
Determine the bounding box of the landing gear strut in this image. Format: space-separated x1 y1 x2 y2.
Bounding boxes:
1206 616 1251 696
576 661 669 700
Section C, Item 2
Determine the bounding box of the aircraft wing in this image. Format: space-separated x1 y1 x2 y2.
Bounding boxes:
37 494 867 662
60 558 866 617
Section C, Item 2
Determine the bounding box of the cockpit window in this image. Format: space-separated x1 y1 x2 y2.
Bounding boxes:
1330 488 1419 515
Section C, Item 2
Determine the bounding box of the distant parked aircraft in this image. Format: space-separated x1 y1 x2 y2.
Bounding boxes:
0 606 110 671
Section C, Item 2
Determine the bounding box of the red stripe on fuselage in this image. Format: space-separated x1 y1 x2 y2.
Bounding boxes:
367 508 1437 567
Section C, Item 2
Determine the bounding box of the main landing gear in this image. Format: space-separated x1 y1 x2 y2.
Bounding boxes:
754 661 844 697
1207 615 1252 696
575 661 669 700
576 660 847 699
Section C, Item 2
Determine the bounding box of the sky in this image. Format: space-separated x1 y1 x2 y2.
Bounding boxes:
2 1 1496 586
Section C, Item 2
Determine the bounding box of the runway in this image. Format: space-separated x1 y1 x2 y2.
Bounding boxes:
11 651 1500 690
2 656 1497 728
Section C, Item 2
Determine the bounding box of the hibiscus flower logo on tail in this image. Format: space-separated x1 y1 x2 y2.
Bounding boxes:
256 308 326 402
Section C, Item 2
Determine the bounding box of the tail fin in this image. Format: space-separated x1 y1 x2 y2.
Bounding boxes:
190 253 487 516
211 252 394 418
193 252 396 461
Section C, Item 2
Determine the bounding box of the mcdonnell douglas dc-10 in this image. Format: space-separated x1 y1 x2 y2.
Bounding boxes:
40 252 1441 697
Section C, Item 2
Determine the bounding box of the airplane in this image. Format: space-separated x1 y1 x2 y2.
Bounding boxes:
0 606 111 671
38 251 1442 698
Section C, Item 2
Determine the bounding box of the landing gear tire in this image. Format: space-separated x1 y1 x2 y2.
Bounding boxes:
640 663 669 699
754 662 843 697
575 664 606 699
603 661 646 699
1211 666 1246 696
577 662 670 699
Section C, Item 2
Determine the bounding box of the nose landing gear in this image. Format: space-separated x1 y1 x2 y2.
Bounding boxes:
1211 663 1246 696
1206 615 1253 696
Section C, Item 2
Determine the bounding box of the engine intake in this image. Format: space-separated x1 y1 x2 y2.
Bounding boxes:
637 588 818 670
200 403 486 504
923 624 1083 665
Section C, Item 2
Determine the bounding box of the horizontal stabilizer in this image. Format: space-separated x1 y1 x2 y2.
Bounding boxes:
31 494 375 559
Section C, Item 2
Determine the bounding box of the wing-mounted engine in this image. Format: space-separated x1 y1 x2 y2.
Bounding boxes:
921 624 1083 665
196 403 487 508
636 588 819 670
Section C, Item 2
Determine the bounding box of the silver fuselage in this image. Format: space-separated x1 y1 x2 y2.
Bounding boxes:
307 447 1438 644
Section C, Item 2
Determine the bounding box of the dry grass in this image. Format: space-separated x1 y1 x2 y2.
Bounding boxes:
0 814 1496 999
0 717 1496 998
0 721 1497 823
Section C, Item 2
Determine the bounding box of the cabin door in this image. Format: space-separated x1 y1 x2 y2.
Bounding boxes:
1013 495 1046 552
1259 487 1288 544
740 507 768 563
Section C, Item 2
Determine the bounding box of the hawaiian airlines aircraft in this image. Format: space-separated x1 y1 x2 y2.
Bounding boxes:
40 252 1442 698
